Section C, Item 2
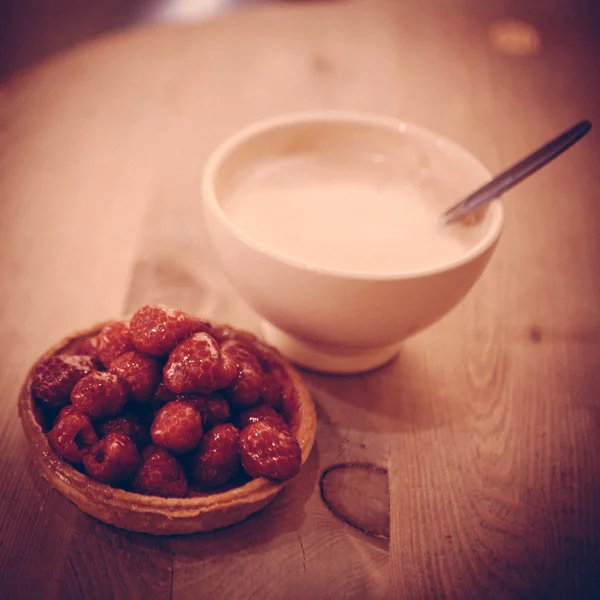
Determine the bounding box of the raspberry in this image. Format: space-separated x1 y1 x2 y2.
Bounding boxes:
55 404 81 424
48 412 98 464
243 336 285 370
163 332 236 395
215 331 288 410
67 335 100 365
239 421 302 481
189 424 240 488
210 324 259 347
221 340 264 406
100 413 150 450
261 365 290 410
132 446 188 498
150 401 203 454
178 394 230 429
83 433 140 485
190 317 213 336
151 382 177 406
109 350 160 400
96 321 134 368
32 355 96 407
236 404 288 431
130 304 209 357
71 372 128 419
141 445 163 461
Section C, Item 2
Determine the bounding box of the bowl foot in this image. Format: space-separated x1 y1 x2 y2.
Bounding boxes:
260 321 400 375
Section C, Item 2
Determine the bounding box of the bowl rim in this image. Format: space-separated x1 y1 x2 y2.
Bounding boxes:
18 320 316 528
202 109 504 281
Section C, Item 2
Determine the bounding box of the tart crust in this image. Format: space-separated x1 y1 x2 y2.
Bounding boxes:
18 320 316 535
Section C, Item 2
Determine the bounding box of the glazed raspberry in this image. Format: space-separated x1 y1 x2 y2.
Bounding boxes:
96 321 134 368
210 324 259 347
54 404 81 424
130 304 209 357
83 433 140 485
71 372 128 418
133 446 188 498
190 317 213 336
141 445 163 461
237 404 288 431
163 332 236 395
199 323 289 408
100 413 150 450
179 394 230 429
218 328 289 408
32 355 96 406
189 424 240 488
151 382 177 406
150 401 203 454
68 335 100 364
244 336 285 370
221 340 264 406
261 366 289 410
109 350 160 400
239 421 302 481
48 412 98 464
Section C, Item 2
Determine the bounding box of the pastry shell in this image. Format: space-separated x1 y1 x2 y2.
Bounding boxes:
18 321 316 535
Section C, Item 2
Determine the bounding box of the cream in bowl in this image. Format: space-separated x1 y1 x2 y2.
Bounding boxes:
202 111 504 374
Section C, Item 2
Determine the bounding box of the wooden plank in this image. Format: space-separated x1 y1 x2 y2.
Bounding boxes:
0 21 175 600
382 4 600 596
55 522 173 600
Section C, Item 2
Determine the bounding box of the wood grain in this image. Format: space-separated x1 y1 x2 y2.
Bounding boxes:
1 0 600 598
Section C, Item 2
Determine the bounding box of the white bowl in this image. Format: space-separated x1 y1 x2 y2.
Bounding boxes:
202 111 503 374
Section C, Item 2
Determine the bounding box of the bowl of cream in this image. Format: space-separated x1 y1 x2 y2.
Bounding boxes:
202 111 503 374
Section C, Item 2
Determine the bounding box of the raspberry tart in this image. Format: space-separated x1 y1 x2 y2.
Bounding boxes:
19 305 316 535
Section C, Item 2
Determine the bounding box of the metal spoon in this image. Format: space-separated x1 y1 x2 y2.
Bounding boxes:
442 119 592 224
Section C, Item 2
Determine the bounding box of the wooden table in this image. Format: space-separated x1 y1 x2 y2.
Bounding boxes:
1 1 599 598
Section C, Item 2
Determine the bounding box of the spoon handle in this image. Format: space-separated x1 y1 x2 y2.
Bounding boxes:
442 119 592 224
